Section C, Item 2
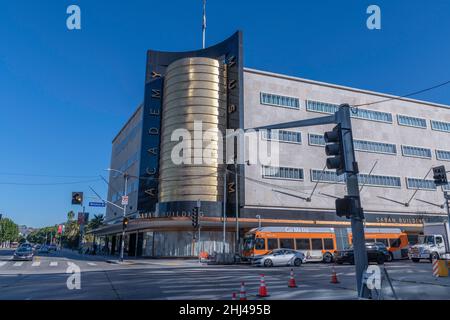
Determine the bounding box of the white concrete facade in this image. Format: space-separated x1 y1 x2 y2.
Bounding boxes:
243 68 450 222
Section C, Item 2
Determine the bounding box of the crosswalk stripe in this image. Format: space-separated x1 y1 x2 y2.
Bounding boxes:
32 261 41 267
49 262 58 267
13 262 24 267
0 262 6 267
87 262 97 266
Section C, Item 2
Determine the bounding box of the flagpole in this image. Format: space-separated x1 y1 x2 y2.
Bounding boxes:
202 0 206 49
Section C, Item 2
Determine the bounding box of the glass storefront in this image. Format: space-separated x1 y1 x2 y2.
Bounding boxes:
141 230 235 257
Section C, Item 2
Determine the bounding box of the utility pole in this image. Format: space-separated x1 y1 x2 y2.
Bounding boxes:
119 173 128 263
235 161 239 256
202 0 206 49
223 168 227 253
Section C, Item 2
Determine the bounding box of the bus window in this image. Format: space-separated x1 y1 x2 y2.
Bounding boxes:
296 238 310 250
255 238 265 250
323 238 334 250
267 238 278 250
311 239 323 250
280 238 294 249
390 238 401 248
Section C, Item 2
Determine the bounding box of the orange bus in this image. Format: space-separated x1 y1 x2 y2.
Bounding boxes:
243 227 337 263
347 228 409 261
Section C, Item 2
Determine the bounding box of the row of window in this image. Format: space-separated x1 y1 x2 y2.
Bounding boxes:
114 120 143 156
308 133 450 160
261 130 302 144
111 180 139 203
306 100 393 123
112 152 139 178
264 167 450 191
260 93 450 133
260 238 335 251
260 92 300 109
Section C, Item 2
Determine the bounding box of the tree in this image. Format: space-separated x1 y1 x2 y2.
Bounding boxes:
67 210 75 222
0 218 20 246
87 214 104 231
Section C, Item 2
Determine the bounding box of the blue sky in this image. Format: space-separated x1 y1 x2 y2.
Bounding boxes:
0 0 449 228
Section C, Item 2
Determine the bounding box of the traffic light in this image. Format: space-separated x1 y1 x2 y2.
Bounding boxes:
433 165 448 186
192 207 199 229
71 192 83 205
324 124 346 175
336 196 363 219
122 217 129 229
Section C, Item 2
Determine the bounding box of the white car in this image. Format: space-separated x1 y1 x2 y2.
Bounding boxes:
252 249 306 267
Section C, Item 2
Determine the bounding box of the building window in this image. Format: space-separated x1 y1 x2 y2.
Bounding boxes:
114 120 143 156
262 166 304 180
309 134 397 155
306 100 392 123
406 178 436 191
401 145 432 159
260 92 300 109
262 130 301 144
354 139 397 155
308 133 326 146
397 115 427 129
358 174 402 188
311 169 346 183
431 120 450 133
436 150 450 161
443 184 450 192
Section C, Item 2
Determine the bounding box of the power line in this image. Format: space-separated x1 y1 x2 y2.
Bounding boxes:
0 179 101 186
352 79 450 108
0 172 99 179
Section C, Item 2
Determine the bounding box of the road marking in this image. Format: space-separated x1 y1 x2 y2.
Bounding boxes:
32 261 41 267
13 262 24 267
0 262 6 267
49 261 58 267
87 262 97 266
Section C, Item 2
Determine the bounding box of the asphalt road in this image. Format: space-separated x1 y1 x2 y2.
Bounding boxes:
1 248 449 300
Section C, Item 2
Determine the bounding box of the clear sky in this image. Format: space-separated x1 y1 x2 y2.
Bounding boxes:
1 0 449 228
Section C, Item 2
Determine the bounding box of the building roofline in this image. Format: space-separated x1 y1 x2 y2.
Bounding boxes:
112 103 144 143
244 67 450 110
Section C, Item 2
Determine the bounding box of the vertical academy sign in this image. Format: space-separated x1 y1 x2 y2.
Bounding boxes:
137 32 243 216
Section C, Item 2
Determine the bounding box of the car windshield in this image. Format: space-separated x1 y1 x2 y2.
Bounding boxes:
243 236 255 250
17 248 31 253
419 235 435 245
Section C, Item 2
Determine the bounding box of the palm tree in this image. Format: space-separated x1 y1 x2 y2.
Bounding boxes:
88 214 104 230
67 210 75 222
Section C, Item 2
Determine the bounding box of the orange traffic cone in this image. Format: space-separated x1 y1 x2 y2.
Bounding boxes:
257 274 269 297
232 292 237 300
288 268 297 288
330 265 340 284
239 282 247 300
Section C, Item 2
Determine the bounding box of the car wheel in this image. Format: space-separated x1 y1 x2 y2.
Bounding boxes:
264 259 273 267
322 252 333 264
377 255 385 265
293 258 302 267
387 253 393 262
430 252 440 262
411 258 420 263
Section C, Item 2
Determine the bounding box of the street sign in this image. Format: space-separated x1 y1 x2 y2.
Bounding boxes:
121 196 129 205
89 201 106 207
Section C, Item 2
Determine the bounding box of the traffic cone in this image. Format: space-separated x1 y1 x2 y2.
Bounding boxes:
330 265 340 284
239 282 247 300
257 274 269 297
232 292 237 300
288 268 297 288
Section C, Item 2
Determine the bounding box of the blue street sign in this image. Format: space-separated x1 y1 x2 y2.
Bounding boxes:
89 202 105 207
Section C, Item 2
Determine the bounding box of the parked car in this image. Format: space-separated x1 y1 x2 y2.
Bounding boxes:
252 249 306 267
38 245 49 254
13 247 34 261
334 242 391 265
48 244 57 251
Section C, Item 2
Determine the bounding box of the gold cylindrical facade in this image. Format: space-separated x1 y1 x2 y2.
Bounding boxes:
159 57 226 203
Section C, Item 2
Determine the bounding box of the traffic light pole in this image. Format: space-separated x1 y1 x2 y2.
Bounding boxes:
255 104 370 299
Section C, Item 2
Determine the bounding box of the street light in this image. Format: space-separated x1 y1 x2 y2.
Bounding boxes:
256 215 261 228
105 168 130 263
